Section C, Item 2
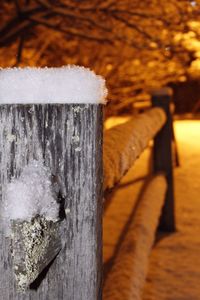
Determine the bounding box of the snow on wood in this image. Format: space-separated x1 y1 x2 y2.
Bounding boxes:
0 67 105 297
150 87 173 97
1 160 61 291
103 175 167 300
103 108 166 191
0 66 107 104
2 160 59 236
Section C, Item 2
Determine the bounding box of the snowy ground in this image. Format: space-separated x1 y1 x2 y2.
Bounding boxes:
103 120 200 300
143 120 200 300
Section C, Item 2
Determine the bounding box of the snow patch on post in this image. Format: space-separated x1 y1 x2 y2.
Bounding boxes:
2 160 59 236
0 66 107 104
1 160 61 291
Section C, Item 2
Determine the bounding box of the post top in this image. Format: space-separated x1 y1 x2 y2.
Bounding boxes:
0 66 107 104
150 87 173 97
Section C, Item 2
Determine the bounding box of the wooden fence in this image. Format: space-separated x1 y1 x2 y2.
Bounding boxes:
0 88 175 299
103 87 175 300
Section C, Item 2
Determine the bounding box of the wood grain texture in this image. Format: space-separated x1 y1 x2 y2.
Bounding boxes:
0 104 103 300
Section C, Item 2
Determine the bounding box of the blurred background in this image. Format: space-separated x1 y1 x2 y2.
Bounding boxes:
2 2 200 300
1 0 200 117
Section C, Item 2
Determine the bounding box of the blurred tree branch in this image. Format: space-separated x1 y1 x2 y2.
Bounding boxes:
0 0 200 116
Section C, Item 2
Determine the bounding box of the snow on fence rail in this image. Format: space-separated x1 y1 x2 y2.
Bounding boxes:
0 67 175 300
103 107 166 191
103 175 167 300
103 87 175 300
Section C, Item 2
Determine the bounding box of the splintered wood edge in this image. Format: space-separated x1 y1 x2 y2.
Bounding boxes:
11 216 61 291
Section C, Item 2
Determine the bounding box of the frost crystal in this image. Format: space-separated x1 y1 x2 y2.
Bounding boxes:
2 160 59 235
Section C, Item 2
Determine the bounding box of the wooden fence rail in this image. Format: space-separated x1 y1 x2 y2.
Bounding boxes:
103 87 175 300
103 175 167 300
103 107 166 191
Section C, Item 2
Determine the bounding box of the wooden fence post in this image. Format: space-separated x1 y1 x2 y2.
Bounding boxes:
151 88 176 232
0 104 103 300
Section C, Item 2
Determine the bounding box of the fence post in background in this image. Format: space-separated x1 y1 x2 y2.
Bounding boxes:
151 87 176 232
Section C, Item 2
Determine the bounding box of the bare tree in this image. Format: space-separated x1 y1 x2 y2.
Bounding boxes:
0 0 200 115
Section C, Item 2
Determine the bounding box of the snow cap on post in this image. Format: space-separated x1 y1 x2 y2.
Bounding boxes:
0 66 107 104
150 87 173 97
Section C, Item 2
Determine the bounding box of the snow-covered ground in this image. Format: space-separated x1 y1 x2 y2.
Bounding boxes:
143 120 200 300
103 120 200 300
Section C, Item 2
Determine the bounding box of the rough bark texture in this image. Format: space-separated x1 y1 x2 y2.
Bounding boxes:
0 104 103 300
103 175 167 300
103 108 166 191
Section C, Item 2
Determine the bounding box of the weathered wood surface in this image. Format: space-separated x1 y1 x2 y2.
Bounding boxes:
103 107 166 191
0 104 103 300
152 89 176 232
12 217 61 291
103 175 167 300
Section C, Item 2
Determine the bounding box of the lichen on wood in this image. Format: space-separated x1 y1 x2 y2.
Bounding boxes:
0 104 103 299
11 216 61 291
